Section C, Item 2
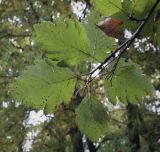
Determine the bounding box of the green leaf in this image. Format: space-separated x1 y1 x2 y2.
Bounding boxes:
105 110 127 138
115 0 155 37
76 96 108 141
10 59 75 113
111 11 136 32
121 0 134 15
141 14 154 37
130 0 155 37
93 0 122 16
34 19 90 65
154 21 160 46
115 0 157 38
132 0 153 17
111 11 155 38
104 59 155 104
121 0 154 18
84 11 117 61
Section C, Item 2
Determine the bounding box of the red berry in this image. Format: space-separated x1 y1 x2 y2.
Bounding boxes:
117 148 123 152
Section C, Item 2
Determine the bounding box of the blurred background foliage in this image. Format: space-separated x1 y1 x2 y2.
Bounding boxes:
0 0 159 152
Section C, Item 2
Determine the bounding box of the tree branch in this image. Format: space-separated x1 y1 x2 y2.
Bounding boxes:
28 0 40 22
87 0 160 82
0 32 31 39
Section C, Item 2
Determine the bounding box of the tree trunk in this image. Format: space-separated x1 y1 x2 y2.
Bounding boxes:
87 138 97 152
127 103 140 152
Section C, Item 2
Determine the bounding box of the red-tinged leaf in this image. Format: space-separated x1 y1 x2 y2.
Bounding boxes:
97 18 124 39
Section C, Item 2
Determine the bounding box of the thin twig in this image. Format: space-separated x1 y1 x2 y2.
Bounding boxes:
87 0 160 83
28 0 40 21
0 33 31 39
89 39 130 76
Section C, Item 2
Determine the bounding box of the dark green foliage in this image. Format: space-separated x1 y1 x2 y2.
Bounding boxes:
0 0 160 151
84 11 117 61
76 96 108 141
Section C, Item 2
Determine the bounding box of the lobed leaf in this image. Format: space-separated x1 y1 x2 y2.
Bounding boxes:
10 59 75 113
34 19 90 65
93 0 157 38
76 96 108 141
93 0 122 16
154 21 160 46
84 11 117 61
104 59 155 104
